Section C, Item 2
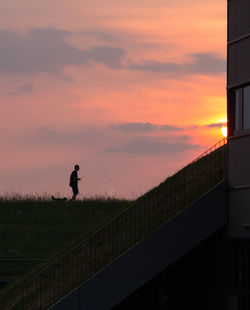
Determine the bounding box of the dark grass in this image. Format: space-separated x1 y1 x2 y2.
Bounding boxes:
0 197 132 260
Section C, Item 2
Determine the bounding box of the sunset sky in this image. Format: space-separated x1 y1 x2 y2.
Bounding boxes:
0 0 227 198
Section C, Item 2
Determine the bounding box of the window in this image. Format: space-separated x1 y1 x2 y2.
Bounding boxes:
235 89 242 130
234 85 250 133
243 86 250 129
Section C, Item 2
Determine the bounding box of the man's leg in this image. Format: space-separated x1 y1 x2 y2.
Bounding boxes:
71 186 78 201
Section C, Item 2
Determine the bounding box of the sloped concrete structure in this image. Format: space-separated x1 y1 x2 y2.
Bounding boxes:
49 181 227 310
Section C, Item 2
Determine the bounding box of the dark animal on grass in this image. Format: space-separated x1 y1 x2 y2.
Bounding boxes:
51 195 67 201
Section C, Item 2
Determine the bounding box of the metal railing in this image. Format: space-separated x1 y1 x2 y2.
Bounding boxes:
0 138 228 310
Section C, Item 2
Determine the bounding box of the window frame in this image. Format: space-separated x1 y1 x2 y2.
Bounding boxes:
243 86 250 130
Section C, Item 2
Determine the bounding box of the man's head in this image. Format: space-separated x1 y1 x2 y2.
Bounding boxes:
74 164 80 171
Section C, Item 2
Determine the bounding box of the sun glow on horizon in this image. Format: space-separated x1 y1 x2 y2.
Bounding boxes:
221 126 228 138
218 116 228 124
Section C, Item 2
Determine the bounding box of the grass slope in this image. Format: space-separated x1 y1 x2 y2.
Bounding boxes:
0 198 131 260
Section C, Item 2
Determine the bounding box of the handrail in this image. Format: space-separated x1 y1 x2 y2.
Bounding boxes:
0 138 228 310
191 138 227 164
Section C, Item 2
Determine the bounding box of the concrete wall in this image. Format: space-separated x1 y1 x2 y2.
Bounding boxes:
228 0 250 42
228 134 250 237
228 0 250 88
227 0 250 238
116 228 228 310
49 181 227 310
228 37 250 87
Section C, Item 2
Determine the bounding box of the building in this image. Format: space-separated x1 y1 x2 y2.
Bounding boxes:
227 0 250 308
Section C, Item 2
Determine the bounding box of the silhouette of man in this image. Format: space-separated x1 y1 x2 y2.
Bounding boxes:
69 164 81 201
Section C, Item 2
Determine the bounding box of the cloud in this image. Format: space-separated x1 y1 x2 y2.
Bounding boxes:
128 53 226 76
78 30 117 43
206 122 226 128
0 28 126 75
31 126 111 148
188 53 226 75
0 27 225 78
85 46 126 68
112 122 157 133
8 83 35 96
30 125 195 156
159 124 183 131
62 76 77 83
106 136 199 155
112 122 184 133
36 126 57 141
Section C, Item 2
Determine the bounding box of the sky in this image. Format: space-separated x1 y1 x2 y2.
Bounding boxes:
0 0 227 198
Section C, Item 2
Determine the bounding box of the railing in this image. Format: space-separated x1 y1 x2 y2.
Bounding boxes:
0 138 227 310
191 138 226 164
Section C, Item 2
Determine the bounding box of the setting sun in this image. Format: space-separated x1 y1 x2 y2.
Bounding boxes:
221 126 228 138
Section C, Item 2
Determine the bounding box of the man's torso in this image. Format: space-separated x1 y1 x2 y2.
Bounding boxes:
70 170 78 187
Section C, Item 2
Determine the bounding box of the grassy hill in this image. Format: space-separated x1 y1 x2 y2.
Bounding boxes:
0 197 131 283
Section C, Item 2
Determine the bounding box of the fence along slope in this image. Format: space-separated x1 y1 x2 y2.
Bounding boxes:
0 138 227 310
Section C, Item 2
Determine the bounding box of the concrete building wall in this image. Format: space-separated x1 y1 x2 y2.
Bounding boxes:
228 134 250 186
228 0 250 88
228 0 250 238
228 134 250 237
228 38 250 87
115 228 228 310
228 0 250 41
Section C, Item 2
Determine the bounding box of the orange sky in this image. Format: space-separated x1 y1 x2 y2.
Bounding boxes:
0 0 227 198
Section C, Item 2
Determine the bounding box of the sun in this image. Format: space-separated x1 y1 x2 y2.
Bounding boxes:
221 126 228 138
